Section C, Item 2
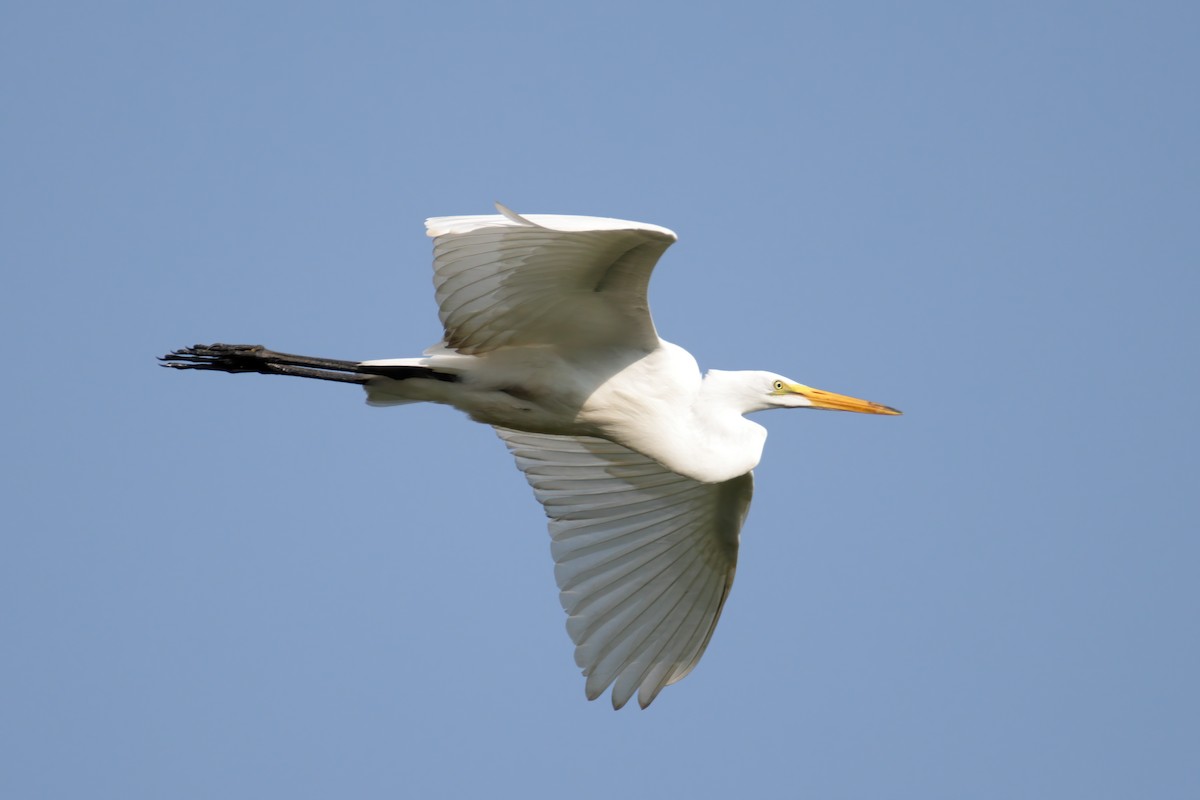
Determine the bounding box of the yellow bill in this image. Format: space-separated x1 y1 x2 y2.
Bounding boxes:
791 384 902 415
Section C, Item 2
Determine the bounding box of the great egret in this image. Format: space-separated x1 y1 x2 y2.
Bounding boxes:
162 203 900 709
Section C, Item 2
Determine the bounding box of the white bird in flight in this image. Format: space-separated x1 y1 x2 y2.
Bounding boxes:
162 203 900 709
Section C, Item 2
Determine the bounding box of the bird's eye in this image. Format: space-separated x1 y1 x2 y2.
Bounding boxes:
772 380 785 391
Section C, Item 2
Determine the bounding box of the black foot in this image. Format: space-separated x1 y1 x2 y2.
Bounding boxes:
159 343 275 373
159 343 370 383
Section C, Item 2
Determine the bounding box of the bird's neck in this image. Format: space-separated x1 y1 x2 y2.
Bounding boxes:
579 346 768 484
608 407 764 484
626 381 768 483
676 392 768 483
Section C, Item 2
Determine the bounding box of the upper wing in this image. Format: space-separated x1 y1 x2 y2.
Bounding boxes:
425 204 677 355
495 427 752 709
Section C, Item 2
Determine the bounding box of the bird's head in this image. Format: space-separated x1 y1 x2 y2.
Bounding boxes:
706 370 902 416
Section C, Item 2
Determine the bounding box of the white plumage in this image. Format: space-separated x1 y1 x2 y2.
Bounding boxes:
164 203 900 709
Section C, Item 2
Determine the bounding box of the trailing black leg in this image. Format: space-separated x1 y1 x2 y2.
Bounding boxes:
159 343 459 384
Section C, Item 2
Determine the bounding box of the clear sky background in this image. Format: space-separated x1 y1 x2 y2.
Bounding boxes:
3 2 1198 798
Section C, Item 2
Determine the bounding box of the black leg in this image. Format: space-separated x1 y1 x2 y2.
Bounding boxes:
159 343 460 384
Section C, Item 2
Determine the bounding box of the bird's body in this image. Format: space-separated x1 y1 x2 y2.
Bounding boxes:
363 339 767 483
163 204 899 708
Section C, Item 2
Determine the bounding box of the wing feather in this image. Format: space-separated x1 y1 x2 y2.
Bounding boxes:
495 427 753 708
616 560 724 708
584 549 710 705
426 205 677 354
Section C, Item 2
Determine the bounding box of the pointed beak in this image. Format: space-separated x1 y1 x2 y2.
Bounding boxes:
790 384 902 415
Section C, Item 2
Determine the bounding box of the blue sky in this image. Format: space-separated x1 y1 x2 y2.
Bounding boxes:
3 2 1198 797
